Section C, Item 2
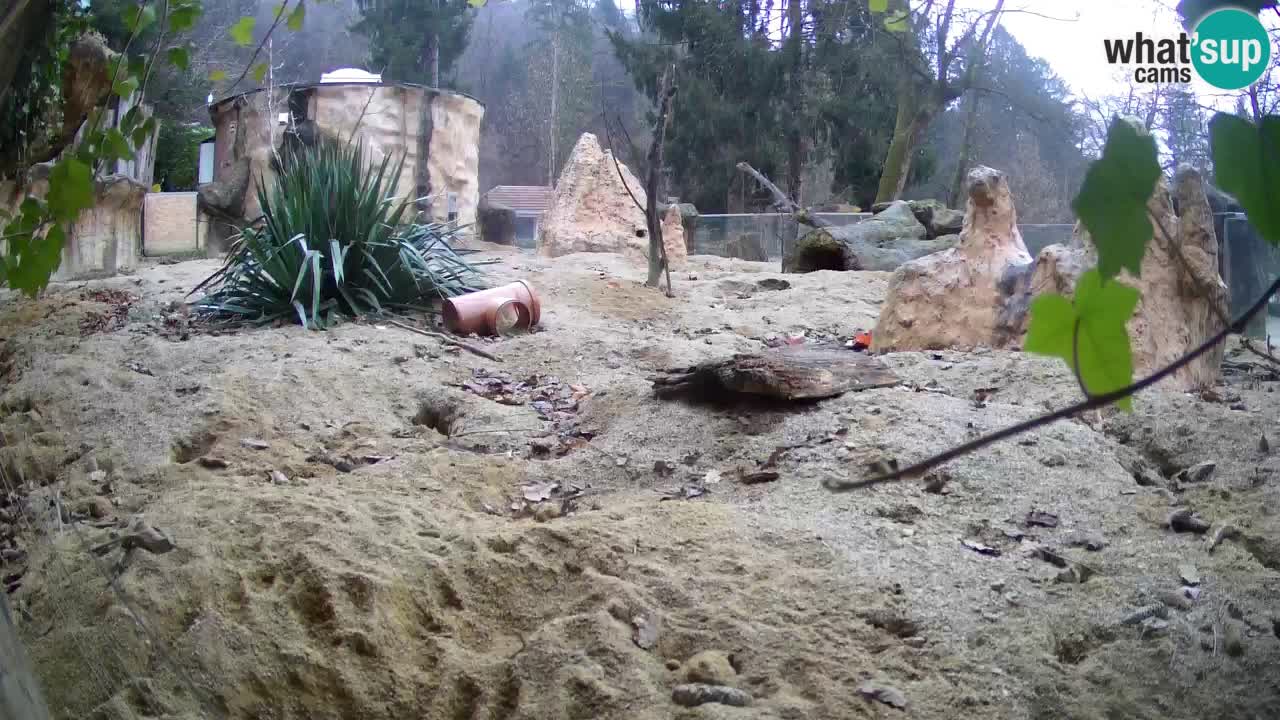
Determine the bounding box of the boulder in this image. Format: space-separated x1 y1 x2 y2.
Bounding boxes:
536 133 685 269
783 201 951 273
1025 166 1226 391
872 166 1034 352
907 199 965 239
477 198 517 246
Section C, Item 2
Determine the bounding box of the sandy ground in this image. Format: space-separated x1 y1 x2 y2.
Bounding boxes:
2 247 1279 719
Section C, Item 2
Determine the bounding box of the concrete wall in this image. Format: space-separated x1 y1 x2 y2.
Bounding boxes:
143 192 207 256
1 172 144 282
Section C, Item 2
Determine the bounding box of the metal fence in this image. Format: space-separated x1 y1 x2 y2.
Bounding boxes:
1222 212 1280 339
689 213 1075 262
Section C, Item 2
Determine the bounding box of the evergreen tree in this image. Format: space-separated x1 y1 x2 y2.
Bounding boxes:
354 0 474 86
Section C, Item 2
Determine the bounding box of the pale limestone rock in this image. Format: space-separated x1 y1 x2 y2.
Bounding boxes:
872 166 1032 351
1025 167 1225 390
536 133 685 269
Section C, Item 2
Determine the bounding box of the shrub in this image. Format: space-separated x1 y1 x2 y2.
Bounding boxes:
191 139 486 328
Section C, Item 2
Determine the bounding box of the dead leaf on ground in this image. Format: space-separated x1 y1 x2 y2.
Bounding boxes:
962 539 1001 557
857 682 907 709
659 483 707 501
1025 510 1059 528
739 470 780 485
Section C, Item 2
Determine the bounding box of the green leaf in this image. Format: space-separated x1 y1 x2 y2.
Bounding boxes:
46 158 95 224
1209 113 1280 246
287 1 306 31
113 75 140 99
128 56 147 80
166 46 190 71
251 62 269 84
123 3 157 33
132 117 157 149
230 16 256 47
868 0 888 12
121 106 142 134
209 69 228 82
1071 118 1161 281
466 0 486 6
169 3 202 32
104 128 134 162
884 9 908 32
1024 269 1141 411
1023 293 1076 360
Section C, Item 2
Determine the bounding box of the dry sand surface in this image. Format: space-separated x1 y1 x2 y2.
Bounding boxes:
1 247 1279 719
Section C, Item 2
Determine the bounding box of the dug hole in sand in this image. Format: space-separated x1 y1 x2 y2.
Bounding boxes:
1 247 1279 718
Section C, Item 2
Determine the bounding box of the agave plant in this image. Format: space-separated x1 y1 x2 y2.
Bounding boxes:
190 139 487 328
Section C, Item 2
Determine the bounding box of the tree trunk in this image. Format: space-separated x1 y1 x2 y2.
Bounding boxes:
549 36 559 186
0 0 52 106
875 86 934 204
784 0 804 204
645 69 677 290
948 90 980 207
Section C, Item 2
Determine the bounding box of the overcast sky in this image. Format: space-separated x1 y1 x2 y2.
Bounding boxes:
968 0 1191 97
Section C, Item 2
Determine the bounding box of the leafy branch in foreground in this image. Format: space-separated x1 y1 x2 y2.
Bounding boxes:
827 103 1280 491
190 139 487 329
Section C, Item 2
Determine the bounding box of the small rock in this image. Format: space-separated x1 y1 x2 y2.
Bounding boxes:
1135 469 1163 487
1120 604 1168 626
665 659 681 671
901 528 915 538
334 459 355 473
1168 509 1211 534
1206 523 1239 553
632 614 659 650
1175 462 1217 484
1141 617 1170 634
240 438 270 450
1260 434 1271 455
1182 586 1202 603
653 460 676 477
857 682 907 710
88 470 107 484
682 650 737 686
1025 510 1059 528
1224 621 1245 656
671 684 751 708
990 580 1006 592
1158 589 1194 611
1064 533 1107 551
81 497 112 519
197 457 230 469
267 470 289 486
533 503 563 522
1178 563 1201 586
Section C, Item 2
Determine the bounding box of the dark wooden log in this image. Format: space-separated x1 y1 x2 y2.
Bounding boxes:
650 344 900 401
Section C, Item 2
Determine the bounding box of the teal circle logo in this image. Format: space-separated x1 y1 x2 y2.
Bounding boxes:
1191 8 1271 90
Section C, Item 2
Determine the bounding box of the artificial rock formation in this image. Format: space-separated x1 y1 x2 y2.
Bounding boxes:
536 133 686 269
783 201 955 273
873 166 1033 352
1025 166 1226 391
1 168 145 281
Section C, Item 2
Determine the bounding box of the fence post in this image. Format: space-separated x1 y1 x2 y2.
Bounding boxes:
0 594 52 720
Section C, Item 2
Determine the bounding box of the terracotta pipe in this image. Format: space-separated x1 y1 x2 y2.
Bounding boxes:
442 281 541 336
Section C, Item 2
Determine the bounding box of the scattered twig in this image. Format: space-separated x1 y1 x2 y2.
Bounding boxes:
382 318 503 362
448 427 545 438
825 272 1280 491
226 0 298 93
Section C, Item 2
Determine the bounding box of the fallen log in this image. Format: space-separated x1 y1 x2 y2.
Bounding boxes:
650 344 900 401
